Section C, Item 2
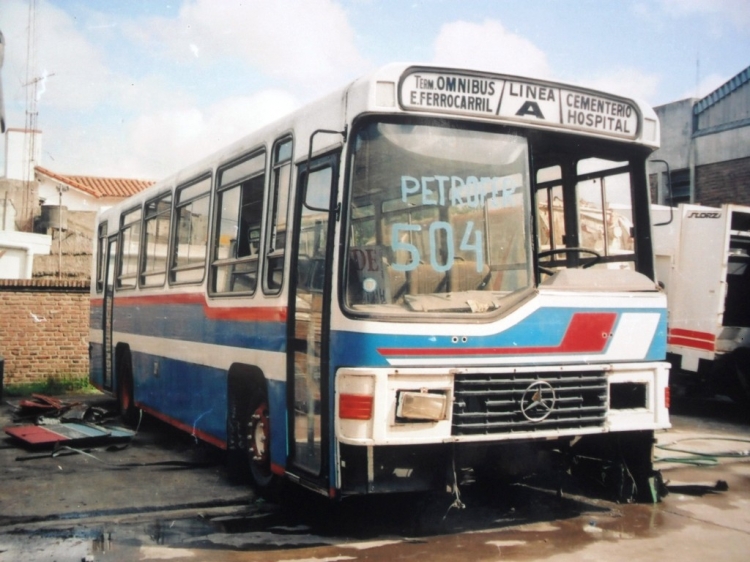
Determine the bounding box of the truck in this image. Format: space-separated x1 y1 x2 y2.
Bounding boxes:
651 203 750 404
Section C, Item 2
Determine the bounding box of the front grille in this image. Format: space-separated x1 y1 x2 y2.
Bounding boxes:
452 371 607 436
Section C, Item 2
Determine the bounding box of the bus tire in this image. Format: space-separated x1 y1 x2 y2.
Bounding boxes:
571 430 663 503
228 384 282 497
245 388 280 493
116 348 138 426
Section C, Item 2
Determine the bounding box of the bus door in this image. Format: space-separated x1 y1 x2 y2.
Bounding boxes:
102 236 118 392
288 152 339 483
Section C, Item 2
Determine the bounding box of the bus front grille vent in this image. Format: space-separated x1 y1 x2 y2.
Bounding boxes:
452 371 607 435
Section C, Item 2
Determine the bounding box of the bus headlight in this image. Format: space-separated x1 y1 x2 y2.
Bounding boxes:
396 390 448 421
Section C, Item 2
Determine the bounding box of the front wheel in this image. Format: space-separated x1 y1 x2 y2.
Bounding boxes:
228 386 282 497
246 390 276 489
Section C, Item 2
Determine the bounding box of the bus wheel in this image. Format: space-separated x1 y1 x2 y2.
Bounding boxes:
245 389 280 494
614 430 665 503
116 349 138 426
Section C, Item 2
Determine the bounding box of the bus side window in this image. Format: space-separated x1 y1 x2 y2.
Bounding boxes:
140 192 172 288
95 221 108 293
170 175 211 284
264 137 292 294
211 151 266 295
117 206 142 289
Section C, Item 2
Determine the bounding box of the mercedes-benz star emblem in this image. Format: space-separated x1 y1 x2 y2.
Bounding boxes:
520 380 556 422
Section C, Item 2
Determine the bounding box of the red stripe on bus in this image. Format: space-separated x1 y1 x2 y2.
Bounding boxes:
667 336 715 352
138 403 227 450
271 463 286 476
204 306 287 322
90 292 287 322
378 312 617 357
668 328 715 342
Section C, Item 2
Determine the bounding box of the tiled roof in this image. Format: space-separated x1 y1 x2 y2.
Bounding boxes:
693 65 750 115
35 166 154 199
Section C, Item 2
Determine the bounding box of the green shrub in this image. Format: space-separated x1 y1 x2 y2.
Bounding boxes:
4 375 97 397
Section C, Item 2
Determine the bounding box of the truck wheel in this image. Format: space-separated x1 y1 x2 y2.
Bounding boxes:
729 348 750 407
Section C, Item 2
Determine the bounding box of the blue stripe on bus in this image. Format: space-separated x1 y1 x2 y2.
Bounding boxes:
329 307 667 366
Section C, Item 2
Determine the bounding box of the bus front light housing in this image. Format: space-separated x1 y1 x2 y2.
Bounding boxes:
337 373 375 442
396 390 448 421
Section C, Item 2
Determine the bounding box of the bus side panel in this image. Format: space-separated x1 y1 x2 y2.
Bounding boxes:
267 379 288 472
132 351 229 447
89 341 105 390
89 300 104 390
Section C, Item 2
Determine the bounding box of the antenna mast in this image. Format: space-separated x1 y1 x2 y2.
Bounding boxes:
22 0 39 231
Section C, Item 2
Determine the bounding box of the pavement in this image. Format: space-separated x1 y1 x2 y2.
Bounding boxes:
0 391 748 561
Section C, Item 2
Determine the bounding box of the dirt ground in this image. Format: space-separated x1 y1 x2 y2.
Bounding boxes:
0 392 749 561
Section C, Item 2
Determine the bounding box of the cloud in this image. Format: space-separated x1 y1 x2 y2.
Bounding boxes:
124 89 300 178
0 0 325 178
0 0 116 115
128 0 368 95
577 68 662 104
431 19 551 78
37 89 299 180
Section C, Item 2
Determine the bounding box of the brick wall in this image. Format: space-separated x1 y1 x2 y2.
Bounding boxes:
696 156 750 207
0 279 90 385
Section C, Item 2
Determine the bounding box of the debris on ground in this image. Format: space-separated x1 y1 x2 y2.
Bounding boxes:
3 395 134 451
8 393 110 423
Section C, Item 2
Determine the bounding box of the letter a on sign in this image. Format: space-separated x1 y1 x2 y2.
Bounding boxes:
516 101 545 119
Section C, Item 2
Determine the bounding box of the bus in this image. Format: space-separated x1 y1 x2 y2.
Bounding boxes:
90 63 670 502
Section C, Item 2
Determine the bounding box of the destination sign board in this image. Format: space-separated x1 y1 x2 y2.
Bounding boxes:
399 70 640 139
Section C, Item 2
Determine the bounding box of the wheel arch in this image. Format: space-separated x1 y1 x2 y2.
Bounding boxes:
226 363 268 451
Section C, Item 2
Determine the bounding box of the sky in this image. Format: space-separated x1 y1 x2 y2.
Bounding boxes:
0 0 749 181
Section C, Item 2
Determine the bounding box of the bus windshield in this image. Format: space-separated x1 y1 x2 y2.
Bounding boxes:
344 120 532 315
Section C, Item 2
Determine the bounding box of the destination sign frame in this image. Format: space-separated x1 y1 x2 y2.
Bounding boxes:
398 68 641 140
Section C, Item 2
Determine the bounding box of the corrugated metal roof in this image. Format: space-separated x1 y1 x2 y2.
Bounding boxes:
35 166 154 199
693 65 750 115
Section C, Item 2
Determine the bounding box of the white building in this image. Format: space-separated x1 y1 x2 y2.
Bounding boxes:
1 128 153 279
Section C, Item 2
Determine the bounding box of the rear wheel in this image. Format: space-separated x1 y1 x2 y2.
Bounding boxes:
116 348 138 426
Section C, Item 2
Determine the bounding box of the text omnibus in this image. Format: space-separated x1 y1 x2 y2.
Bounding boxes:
90 64 670 502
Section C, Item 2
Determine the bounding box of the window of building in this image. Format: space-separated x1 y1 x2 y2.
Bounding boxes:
668 169 690 206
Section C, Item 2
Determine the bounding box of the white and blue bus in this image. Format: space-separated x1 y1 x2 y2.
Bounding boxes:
90 63 670 501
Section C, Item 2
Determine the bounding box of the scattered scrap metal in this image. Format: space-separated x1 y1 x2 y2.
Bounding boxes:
3 394 134 451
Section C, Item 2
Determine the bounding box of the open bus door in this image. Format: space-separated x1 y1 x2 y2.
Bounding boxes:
287 152 339 491
102 236 117 392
